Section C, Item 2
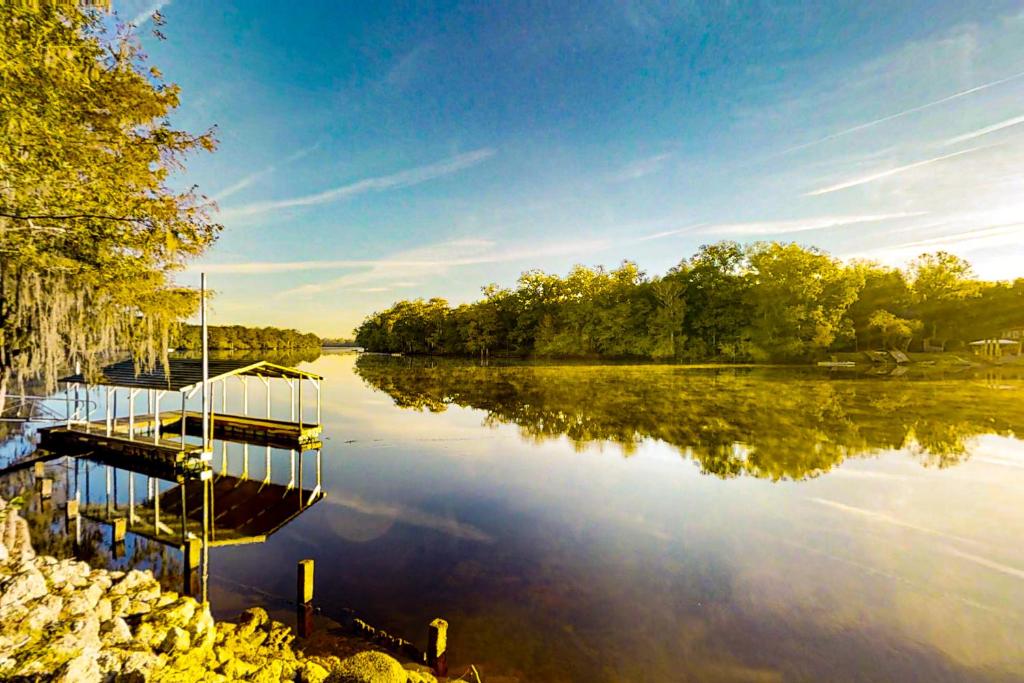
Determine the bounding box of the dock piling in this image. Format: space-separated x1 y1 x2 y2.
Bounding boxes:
297 559 314 638
427 618 448 676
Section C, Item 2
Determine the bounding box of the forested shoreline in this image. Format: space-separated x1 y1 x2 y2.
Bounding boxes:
354 242 1024 362
175 325 321 351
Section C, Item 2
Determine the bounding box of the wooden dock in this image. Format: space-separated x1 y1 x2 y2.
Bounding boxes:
38 425 208 475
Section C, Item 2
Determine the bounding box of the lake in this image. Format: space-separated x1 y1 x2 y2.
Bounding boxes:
8 351 1024 681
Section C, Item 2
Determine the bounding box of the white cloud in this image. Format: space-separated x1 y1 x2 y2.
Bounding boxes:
218 148 496 220
613 153 672 182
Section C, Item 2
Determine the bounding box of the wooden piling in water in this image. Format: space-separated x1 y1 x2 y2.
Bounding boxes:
297 559 314 638
183 537 201 597
427 618 448 676
33 461 45 478
36 477 53 499
113 517 127 542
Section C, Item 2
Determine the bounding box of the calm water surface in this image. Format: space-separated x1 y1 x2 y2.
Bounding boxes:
13 351 1024 681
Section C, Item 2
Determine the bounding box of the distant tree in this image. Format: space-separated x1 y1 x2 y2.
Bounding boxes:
909 252 979 349
745 243 863 361
846 261 914 350
867 310 919 350
682 242 750 358
648 276 686 359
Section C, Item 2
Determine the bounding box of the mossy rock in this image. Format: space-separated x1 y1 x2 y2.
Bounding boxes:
329 651 407 683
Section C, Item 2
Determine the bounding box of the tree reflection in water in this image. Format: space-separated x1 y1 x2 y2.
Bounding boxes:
355 356 1024 479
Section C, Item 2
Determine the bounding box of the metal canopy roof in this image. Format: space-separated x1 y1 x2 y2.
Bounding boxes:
59 358 322 392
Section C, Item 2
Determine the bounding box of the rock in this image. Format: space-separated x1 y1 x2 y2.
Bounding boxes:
0 566 47 608
100 617 133 645
300 660 331 683
116 650 163 681
55 652 103 683
111 595 131 616
220 657 257 679
159 626 191 654
108 569 157 597
52 614 101 656
329 651 408 683
235 606 270 637
64 582 104 616
96 597 113 623
22 593 63 630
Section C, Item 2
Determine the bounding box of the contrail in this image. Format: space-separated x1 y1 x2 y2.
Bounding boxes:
778 68 1024 157
804 147 982 196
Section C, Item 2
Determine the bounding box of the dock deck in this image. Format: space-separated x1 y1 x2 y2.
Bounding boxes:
38 425 208 474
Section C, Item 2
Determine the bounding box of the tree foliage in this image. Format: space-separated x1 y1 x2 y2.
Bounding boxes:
174 325 320 351
355 241 1024 362
0 3 219 405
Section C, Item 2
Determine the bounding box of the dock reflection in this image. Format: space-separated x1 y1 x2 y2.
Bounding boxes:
64 444 324 601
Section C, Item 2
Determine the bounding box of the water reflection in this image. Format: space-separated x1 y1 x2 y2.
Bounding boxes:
355 356 1024 478
2 442 323 602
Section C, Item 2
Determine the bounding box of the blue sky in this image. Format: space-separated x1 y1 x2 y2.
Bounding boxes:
121 1 1024 335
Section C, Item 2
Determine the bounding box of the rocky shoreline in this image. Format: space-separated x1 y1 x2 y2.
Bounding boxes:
0 496 440 682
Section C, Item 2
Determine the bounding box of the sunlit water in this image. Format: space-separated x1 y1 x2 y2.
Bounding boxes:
8 351 1024 681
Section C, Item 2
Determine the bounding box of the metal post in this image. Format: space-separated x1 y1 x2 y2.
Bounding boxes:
298 378 303 431
105 466 113 517
288 449 296 489
180 392 187 448
105 387 113 436
128 388 135 440
113 388 118 434
242 444 249 480
266 377 271 419
289 379 295 421
264 446 271 484
201 272 210 456
65 382 71 428
316 379 321 425
154 479 160 533
154 391 161 444
242 376 248 415
128 474 135 525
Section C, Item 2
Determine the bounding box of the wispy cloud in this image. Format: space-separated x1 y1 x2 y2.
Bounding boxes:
779 68 1024 156
130 1 171 27
942 546 1024 582
810 497 983 547
277 236 611 296
218 148 496 220
805 147 982 196
945 114 1024 146
211 144 320 202
613 153 672 182
701 212 925 236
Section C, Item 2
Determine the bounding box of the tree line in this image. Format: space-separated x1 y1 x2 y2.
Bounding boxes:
174 325 321 351
354 242 1024 362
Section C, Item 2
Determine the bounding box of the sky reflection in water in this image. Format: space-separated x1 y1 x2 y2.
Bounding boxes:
155 353 1024 680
